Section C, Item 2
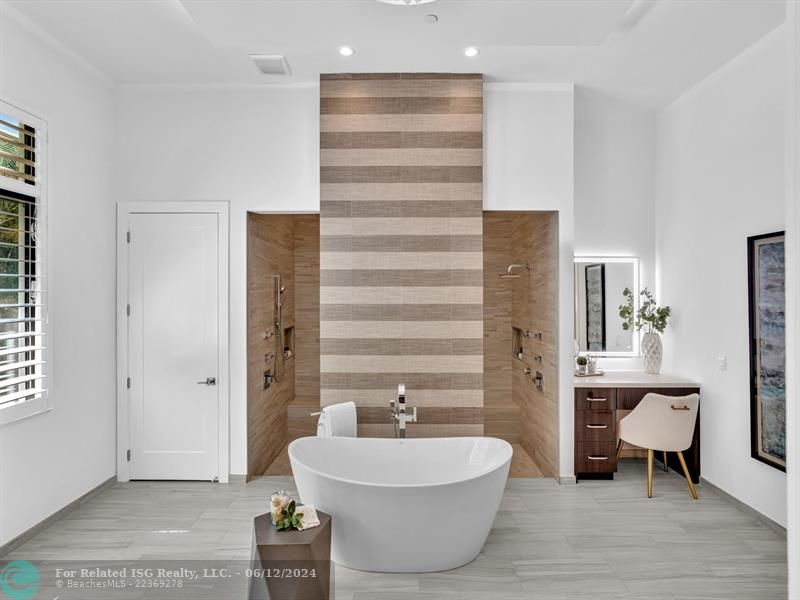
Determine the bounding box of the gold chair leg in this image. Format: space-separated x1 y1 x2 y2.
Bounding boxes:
677 451 698 500
647 449 654 498
616 439 624 461
662 450 669 472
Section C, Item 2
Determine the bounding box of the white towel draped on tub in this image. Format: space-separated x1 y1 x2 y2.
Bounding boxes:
316 401 357 437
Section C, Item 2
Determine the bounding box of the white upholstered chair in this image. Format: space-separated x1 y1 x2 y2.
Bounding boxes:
616 392 700 499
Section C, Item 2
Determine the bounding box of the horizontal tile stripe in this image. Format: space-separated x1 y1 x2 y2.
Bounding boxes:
356 406 483 425
321 389 484 407
320 269 483 287
321 166 482 184
321 200 483 219
321 148 482 167
320 339 482 356
320 355 482 373
320 304 482 321
320 113 483 133
320 218 483 236
320 372 483 390
321 73 483 81
321 97 482 115
357 423 484 438
320 251 482 270
320 235 483 252
321 183 482 202
320 287 482 305
320 321 483 339
320 79 482 98
321 132 482 150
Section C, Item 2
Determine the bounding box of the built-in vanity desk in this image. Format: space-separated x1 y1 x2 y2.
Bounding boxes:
574 372 701 483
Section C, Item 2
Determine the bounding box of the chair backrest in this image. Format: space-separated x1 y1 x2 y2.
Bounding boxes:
620 392 700 452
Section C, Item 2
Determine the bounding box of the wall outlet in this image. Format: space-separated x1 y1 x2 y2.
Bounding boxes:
717 356 728 371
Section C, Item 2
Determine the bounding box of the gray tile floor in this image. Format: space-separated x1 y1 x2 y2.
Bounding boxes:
6 461 787 599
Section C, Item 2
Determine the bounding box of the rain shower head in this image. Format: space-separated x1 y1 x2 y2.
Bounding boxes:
500 263 530 279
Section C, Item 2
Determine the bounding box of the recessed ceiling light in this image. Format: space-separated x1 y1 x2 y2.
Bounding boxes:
339 46 355 57
377 0 437 5
464 47 479 58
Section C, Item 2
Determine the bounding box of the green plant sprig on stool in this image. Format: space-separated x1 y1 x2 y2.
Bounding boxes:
275 501 304 531
619 287 671 334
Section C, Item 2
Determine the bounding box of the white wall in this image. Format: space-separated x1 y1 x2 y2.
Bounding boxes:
574 88 656 369
655 27 787 525
0 7 117 545
786 1 800 593
484 84 575 479
115 85 319 475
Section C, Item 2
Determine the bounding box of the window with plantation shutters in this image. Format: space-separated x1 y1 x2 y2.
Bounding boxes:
0 105 46 418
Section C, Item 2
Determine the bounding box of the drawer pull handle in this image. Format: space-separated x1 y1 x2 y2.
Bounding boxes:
587 398 607 403
671 404 690 411
587 455 609 461
586 424 608 429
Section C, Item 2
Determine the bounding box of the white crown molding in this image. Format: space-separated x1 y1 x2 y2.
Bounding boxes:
117 81 320 93
0 1 115 89
484 82 575 92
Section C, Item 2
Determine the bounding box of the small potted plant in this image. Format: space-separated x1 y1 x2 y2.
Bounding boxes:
576 355 588 375
619 287 671 374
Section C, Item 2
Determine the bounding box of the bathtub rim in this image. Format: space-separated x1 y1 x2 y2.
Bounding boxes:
288 435 513 489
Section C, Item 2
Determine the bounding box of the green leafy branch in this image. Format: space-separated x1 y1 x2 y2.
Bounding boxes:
619 287 671 335
275 501 304 531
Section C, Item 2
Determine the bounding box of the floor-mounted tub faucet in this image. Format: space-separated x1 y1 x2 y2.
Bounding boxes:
392 383 417 438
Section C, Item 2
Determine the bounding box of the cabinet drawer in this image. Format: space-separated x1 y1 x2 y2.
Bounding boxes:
575 410 616 442
617 387 699 410
575 442 617 473
575 388 616 410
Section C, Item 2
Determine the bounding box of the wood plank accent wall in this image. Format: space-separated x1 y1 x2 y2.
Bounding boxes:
511 212 559 477
247 214 295 477
483 213 518 444
289 215 321 442
320 73 484 437
248 214 321 477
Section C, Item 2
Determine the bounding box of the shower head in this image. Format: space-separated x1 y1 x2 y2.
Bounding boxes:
500 263 530 279
279 285 286 294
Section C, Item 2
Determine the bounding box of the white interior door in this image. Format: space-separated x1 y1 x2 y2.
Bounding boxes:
128 212 220 480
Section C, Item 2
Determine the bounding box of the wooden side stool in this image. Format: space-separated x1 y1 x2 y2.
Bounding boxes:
249 510 332 600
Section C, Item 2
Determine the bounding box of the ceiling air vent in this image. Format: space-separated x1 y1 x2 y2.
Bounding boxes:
250 54 292 76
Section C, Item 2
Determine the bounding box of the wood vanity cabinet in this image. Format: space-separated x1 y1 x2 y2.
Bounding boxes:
574 384 701 483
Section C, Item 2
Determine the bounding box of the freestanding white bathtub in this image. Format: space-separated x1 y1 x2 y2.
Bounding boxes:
288 436 512 573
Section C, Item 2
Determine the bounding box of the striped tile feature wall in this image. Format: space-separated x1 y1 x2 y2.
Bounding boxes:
320 73 484 436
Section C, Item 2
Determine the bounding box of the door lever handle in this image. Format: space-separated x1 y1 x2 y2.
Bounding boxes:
197 377 217 386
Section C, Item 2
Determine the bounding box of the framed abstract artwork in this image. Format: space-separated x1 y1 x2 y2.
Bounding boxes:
747 231 786 472
585 263 606 352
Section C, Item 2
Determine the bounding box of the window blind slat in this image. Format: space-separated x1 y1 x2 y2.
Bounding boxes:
0 359 43 374
0 331 44 342
0 372 46 390
0 345 45 358
0 386 45 407
0 133 35 152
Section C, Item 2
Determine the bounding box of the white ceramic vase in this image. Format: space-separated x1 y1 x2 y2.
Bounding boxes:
641 332 663 374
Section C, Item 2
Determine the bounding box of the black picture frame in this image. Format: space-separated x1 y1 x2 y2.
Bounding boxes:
747 231 786 472
584 263 606 352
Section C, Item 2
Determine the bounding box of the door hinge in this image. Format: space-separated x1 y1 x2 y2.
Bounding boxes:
126 377 131 389
126 449 131 462
126 231 131 243
126 304 131 316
